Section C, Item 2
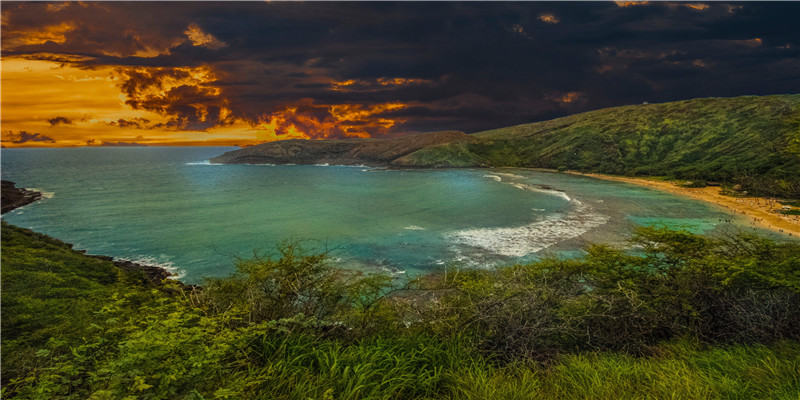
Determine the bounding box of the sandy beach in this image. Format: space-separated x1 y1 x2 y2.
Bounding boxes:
565 172 800 238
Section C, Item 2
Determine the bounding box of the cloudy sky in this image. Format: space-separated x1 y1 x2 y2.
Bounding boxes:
1 1 797 147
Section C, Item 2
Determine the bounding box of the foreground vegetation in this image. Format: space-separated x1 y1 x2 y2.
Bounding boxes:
3 221 800 399
405 95 800 198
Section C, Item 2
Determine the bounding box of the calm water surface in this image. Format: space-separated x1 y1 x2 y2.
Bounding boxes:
1 147 775 284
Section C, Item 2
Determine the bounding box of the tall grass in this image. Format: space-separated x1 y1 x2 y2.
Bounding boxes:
539 340 800 399
200 336 800 399
219 334 463 399
4 222 800 399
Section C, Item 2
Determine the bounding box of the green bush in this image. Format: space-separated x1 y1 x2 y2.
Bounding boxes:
407 95 800 198
4 222 800 398
197 242 400 335
401 227 800 361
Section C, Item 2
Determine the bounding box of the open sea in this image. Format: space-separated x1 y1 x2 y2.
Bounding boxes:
1 146 778 284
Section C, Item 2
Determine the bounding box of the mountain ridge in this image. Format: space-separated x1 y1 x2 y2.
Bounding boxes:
210 130 474 166
212 95 800 197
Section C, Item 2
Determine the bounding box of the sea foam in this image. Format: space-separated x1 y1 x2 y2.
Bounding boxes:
456 171 608 256
484 172 572 201
447 199 609 257
121 256 185 280
509 182 572 201
30 189 55 199
185 160 223 166
494 172 527 180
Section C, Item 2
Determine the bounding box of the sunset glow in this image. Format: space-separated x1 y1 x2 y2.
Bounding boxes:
1 2 796 147
255 101 406 141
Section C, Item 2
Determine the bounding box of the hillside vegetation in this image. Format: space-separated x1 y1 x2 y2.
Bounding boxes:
404 95 800 197
214 95 800 198
210 130 474 165
3 221 800 399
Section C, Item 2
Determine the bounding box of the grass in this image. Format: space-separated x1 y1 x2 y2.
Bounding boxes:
3 221 800 399
404 95 800 198
0 222 168 389
538 341 800 399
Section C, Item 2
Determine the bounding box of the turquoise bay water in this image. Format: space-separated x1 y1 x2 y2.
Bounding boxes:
1 147 776 284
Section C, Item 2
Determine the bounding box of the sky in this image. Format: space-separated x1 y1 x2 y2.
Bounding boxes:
1 1 798 147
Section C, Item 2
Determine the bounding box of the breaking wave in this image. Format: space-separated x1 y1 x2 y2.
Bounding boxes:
447 199 609 257
494 172 527 180
508 182 571 201
483 171 571 201
120 256 185 280
185 160 227 166
30 189 55 199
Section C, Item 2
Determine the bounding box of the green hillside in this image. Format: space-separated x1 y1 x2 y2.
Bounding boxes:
404 95 800 198
4 221 800 398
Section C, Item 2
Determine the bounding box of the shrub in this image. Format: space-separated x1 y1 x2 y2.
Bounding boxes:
401 227 800 361
197 242 400 336
5 223 800 398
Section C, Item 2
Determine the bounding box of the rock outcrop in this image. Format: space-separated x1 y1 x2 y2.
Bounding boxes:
2 180 42 214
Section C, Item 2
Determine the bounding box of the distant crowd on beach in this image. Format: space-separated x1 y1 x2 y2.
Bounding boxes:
681 187 798 237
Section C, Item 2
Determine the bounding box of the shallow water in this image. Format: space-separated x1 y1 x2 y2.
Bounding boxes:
1 147 778 284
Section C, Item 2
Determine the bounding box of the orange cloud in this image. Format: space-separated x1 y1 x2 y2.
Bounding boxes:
45 2 71 13
255 100 406 142
184 23 227 50
734 38 763 48
376 77 428 86
617 2 711 11
115 65 234 130
1 58 234 147
555 92 584 104
330 102 405 122
330 77 433 91
332 79 357 89
510 24 531 39
538 14 560 24
1 58 412 147
614 1 649 7
2 21 77 48
684 3 709 11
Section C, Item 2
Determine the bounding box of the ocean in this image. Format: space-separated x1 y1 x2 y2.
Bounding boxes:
1 146 771 284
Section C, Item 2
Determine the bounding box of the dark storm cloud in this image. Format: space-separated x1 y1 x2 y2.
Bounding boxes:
115 66 234 130
2 1 797 136
5 131 56 144
47 116 73 126
107 118 151 129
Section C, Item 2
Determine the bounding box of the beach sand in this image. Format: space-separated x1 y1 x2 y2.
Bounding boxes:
566 172 800 238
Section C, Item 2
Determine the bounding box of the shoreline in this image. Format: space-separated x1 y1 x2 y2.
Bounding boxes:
554 170 800 238
1 180 43 214
1 180 183 286
3 168 797 291
86 252 182 287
